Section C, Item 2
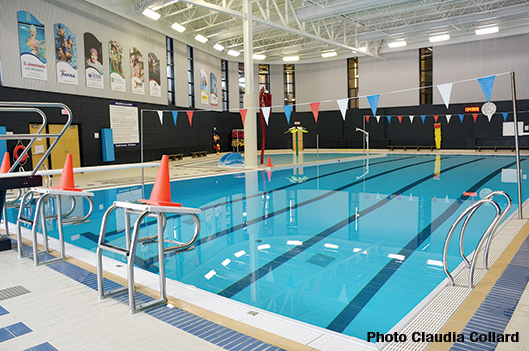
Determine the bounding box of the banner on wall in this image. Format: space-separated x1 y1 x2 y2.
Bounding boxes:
109 40 126 92
148 52 161 97
54 23 78 85
109 102 139 147
210 72 218 106
18 11 47 81
200 69 208 104
84 33 104 89
130 47 145 95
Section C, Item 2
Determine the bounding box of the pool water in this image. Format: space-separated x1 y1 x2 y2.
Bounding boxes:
14 154 529 340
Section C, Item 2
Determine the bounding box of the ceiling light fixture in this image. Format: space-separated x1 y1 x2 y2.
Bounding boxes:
195 34 208 43
387 40 407 48
142 8 161 20
227 50 240 57
213 43 224 51
171 22 185 33
321 51 337 58
429 34 450 42
253 54 266 60
475 26 499 35
283 56 299 62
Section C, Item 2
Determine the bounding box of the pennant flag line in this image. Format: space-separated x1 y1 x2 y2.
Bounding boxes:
376 116 381 123
310 102 320 122
367 94 380 117
186 111 193 126
478 75 496 102
397 115 402 123
459 114 464 123
387 116 391 123
365 115 370 123
261 107 271 125
157 111 163 125
434 115 439 123
337 99 348 121
472 114 478 122
283 105 293 124
502 112 509 121
421 115 426 123
437 83 453 109
409 115 415 123
172 111 178 125
239 109 247 126
446 114 452 123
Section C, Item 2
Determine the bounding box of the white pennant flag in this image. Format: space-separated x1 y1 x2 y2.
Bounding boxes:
336 99 348 121
437 83 453 109
262 107 271 125
157 111 163 125
409 115 415 123
446 114 452 123
375 115 381 123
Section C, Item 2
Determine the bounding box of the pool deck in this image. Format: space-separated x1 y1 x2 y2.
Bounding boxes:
1 149 528 351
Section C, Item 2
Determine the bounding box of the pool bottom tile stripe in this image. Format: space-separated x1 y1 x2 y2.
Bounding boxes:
46 260 286 351
23 342 59 351
449 234 529 351
0 322 32 342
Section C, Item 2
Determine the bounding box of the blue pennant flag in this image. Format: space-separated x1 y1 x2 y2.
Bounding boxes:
283 105 293 124
502 112 509 121
172 111 178 125
421 115 426 123
459 114 464 123
478 75 496 102
367 94 380 117
386 116 391 123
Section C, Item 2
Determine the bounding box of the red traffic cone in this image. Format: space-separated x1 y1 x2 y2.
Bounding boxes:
51 154 81 191
265 156 273 168
139 155 181 207
0 152 10 173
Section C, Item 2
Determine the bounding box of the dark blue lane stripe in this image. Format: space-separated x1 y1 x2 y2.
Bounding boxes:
326 159 522 333
218 157 486 299
197 156 441 248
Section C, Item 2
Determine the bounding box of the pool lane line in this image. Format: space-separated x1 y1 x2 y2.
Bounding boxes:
326 158 524 334
79 155 422 243
217 157 487 299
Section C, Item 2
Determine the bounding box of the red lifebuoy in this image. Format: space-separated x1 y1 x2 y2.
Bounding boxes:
14 145 27 162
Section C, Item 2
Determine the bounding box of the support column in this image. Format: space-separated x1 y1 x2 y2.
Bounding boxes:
243 0 257 168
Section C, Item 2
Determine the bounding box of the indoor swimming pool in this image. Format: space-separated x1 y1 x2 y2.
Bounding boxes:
11 153 529 341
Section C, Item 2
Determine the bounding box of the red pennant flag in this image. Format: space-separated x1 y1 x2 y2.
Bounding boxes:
310 102 320 122
365 115 370 123
239 109 247 126
398 115 402 123
186 111 193 126
472 114 478 122
434 115 439 123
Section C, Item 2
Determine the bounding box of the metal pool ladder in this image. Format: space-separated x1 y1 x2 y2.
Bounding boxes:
96 201 201 314
443 191 511 288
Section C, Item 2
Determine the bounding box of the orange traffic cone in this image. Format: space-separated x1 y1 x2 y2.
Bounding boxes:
0 152 10 173
139 155 181 207
265 156 273 168
51 154 81 191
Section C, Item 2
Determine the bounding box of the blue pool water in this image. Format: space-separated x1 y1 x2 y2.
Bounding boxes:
14 154 529 340
202 152 365 167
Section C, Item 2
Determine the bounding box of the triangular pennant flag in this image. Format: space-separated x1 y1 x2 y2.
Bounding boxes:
397 194 402 200
433 195 437 202
434 115 439 123
310 102 320 122
478 75 496 102
171 111 178 125
437 83 453 109
376 193 380 199
367 94 380 117
240 109 247 126
376 116 381 123
157 111 163 125
337 99 348 121
398 116 402 123
266 170 272 182
421 115 426 123
386 194 391 200
409 115 415 123
457 197 463 204
459 114 464 123
365 115 370 123
472 114 478 122
186 111 193 126
445 195 450 203
446 115 452 123
420 194 425 202
487 113 493 122
365 193 370 199
262 107 271 125
283 105 293 124
387 116 391 123
338 285 349 304
409 193 413 201
502 112 509 121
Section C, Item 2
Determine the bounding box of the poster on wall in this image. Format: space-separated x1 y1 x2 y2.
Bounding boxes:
148 52 161 97
200 69 208 104
84 33 104 89
54 23 78 85
130 47 145 95
210 72 218 106
18 11 47 81
109 102 139 147
109 40 126 92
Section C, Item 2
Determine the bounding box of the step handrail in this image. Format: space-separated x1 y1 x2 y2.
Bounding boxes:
443 197 502 288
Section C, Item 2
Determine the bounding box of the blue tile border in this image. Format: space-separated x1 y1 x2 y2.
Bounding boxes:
24 342 59 351
0 322 32 343
449 232 529 350
46 260 286 351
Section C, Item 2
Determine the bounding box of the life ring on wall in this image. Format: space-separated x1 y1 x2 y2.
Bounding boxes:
14 144 28 162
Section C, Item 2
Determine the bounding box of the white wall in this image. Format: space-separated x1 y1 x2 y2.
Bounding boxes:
270 64 284 113
173 40 188 107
